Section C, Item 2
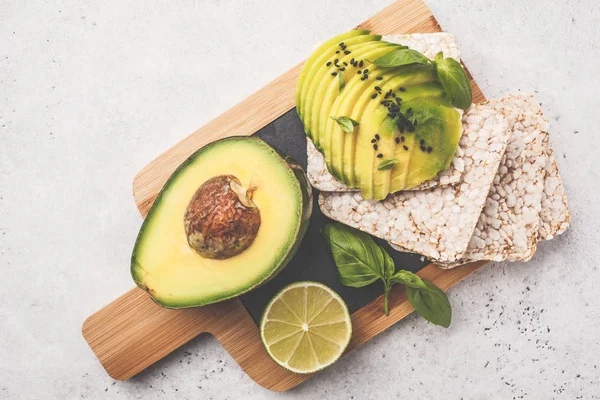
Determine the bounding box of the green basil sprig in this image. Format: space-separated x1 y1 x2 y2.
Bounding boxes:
373 48 430 68
330 116 359 133
322 222 452 327
372 48 472 110
377 158 398 171
434 52 472 110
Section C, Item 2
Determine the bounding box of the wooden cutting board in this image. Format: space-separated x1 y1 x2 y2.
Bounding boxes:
82 0 487 392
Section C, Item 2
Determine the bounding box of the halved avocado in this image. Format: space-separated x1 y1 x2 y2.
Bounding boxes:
132 137 312 308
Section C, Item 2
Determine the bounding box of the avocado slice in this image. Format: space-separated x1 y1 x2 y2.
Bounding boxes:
388 87 456 193
304 38 384 148
353 65 439 199
299 34 382 134
401 99 461 190
339 71 402 186
374 82 448 199
325 67 400 182
131 137 312 308
296 29 370 118
317 43 400 160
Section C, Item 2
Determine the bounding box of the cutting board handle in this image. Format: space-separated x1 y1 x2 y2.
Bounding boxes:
82 288 230 380
81 288 297 385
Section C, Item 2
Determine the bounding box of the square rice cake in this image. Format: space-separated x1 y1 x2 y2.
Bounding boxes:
319 102 510 263
427 94 570 268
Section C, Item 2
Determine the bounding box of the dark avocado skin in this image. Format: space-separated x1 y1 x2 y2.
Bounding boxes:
266 152 313 284
131 136 313 309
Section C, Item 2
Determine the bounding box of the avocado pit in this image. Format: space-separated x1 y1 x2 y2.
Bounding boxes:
184 175 260 259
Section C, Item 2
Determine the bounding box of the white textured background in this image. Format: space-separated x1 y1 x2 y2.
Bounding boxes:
1 0 599 398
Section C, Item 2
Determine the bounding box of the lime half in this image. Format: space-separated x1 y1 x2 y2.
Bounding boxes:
260 281 352 374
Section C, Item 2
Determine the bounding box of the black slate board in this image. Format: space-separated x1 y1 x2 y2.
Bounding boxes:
240 110 429 325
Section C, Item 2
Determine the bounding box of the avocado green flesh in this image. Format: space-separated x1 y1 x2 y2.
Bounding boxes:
400 99 461 190
373 83 449 199
296 29 369 118
326 68 395 182
297 32 463 200
131 137 311 308
339 71 402 186
353 66 439 199
317 44 400 162
305 39 386 148
300 34 381 137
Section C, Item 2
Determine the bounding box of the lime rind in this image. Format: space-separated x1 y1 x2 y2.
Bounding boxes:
259 281 352 374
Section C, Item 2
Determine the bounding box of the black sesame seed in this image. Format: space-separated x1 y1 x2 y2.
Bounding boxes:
399 87 406 92
401 136 405 142
334 58 339 63
371 93 377 99
339 67 345 71
427 147 432 153
326 61 332 66
331 72 337 76
373 144 378 150
395 137 400 144
359 60 364 68
357 70 362 74
343 61 348 66
403 145 408 151
374 86 381 91
336 50 340 54
371 138 376 143
375 134 380 140
377 153 383 158
420 139 425 145
384 92 390 99
344 50 351 55
395 97 402 105
364 74 369 79
350 58 355 64
363 69 369 73
376 76 383 80
391 92 396 98
420 146 426 151
361 76 367 81
339 42 345 46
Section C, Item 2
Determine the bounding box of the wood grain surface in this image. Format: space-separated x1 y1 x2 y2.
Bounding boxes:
83 0 487 391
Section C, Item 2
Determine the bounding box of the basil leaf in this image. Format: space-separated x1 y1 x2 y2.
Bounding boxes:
330 116 359 133
373 48 430 68
435 57 472 110
322 223 384 287
389 270 427 290
406 280 452 328
339 72 346 92
434 51 443 64
377 158 398 171
382 248 395 280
